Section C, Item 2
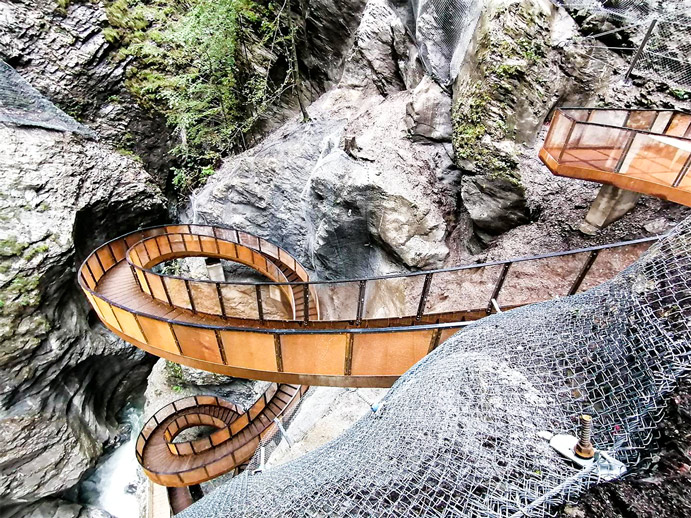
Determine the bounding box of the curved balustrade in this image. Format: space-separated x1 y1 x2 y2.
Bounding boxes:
127 233 298 320
540 108 691 206
136 385 307 487
79 224 657 387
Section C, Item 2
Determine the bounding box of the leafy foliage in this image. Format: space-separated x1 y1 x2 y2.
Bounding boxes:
104 0 301 192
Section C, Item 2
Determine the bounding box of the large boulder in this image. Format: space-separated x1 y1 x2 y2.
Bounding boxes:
0 64 166 511
340 0 424 95
405 75 453 141
451 0 563 243
461 174 530 243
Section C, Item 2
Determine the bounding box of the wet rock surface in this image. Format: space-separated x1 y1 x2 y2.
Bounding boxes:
5 498 115 518
0 0 175 187
186 0 456 281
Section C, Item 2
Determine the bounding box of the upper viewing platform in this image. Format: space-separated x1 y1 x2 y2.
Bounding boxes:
540 108 691 206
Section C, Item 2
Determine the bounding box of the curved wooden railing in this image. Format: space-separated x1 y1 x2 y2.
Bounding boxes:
135 385 308 487
540 108 691 206
79 224 657 387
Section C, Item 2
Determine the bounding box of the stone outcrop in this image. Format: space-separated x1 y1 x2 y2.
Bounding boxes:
451 0 562 244
405 76 453 141
186 0 458 282
0 0 174 187
5 499 114 518
0 65 166 514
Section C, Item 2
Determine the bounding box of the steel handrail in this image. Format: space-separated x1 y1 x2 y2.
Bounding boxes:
555 107 691 142
117 227 662 287
79 226 660 332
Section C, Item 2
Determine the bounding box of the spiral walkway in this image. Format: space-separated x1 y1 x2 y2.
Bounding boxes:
540 108 691 206
136 385 308 488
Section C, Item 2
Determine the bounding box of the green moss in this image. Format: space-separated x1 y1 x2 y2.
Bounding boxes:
55 0 73 14
451 1 549 182
8 274 41 295
23 244 50 261
166 360 184 382
116 148 144 163
494 63 522 79
0 273 42 314
0 237 28 258
103 27 122 45
670 88 691 101
102 0 303 194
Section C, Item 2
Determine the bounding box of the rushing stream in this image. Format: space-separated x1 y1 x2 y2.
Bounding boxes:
79 401 145 517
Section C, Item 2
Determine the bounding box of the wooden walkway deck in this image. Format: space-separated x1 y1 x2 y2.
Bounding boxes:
540 108 691 206
137 385 307 488
80 224 655 388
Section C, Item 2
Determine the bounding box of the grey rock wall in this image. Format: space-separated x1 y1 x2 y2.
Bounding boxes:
186 0 459 283
0 0 174 187
0 66 166 514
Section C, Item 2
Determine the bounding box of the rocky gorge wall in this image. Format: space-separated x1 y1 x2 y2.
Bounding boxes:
186 0 690 277
0 64 166 516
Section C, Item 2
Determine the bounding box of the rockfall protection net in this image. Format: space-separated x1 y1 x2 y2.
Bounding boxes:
178 217 691 517
408 0 482 85
0 60 95 137
554 0 691 89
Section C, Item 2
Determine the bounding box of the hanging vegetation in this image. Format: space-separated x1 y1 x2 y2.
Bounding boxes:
104 0 304 192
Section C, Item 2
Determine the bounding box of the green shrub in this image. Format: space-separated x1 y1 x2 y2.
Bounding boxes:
106 0 300 193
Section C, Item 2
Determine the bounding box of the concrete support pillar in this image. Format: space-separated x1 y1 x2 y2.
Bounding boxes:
206 258 225 282
189 484 204 503
580 184 641 235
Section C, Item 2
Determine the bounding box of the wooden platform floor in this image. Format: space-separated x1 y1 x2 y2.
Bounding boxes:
96 261 236 327
141 385 300 484
542 145 691 206
94 261 479 330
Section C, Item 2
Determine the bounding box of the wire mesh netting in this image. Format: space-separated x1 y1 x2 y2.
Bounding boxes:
635 19 691 89
408 0 482 85
178 215 691 517
0 60 95 136
553 0 691 89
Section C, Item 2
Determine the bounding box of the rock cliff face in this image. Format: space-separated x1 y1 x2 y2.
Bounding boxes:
187 0 460 280
0 65 166 515
187 0 690 281
0 0 175 187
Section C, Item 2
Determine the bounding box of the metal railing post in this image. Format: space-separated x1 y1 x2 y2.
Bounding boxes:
416 273 433 321
624 19 658 82
569 250 599 296
673 153 691 188
487 263 511 315
558 120 578 162
355 280 367 325
613 130 637 173
255 285 265 323
303 284 310 322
